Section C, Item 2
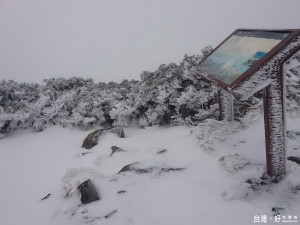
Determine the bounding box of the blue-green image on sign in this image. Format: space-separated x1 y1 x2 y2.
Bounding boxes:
197 31 291 85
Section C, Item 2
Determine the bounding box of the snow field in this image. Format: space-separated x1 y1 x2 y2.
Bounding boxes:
0 113 300 225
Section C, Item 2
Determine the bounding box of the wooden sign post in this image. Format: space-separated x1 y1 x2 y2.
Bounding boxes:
218 89 234 121
197 29 300 177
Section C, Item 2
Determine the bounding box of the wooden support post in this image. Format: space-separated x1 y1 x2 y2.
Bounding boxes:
263 66 286 177
218 89 234 121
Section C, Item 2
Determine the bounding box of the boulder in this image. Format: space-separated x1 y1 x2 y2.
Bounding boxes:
287 156 300 165
117 162 139 174
82 130 102 149
110 146 124 156
82 126 125 149
78 179 100 204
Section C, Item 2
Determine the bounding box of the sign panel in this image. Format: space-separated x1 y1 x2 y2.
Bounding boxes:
197 30 291 86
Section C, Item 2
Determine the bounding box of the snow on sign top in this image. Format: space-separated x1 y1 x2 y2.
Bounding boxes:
197 29 300 98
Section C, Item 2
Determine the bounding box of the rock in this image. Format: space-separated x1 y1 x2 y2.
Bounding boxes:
82 152 93 156
117 162 139 174
109 126 125 138
62 168 99 198
160 168 185 173
157 149 167 154
134 168 154 174
104 210 118 219
270 176 282 184
291 185 300 193
117 162 154 174
287 131 300 139
40 193 51 200
247 175 285 193
0 131 8 138
259 181 267 185
287 156 300 165
81 210 88 214
111 146 120 151
82 126 125 149
82 130 102 149
117 163 185 175
272 207 285 215
110 146 124 156
147 147 167 155
245 179 253 184
78 179 100 204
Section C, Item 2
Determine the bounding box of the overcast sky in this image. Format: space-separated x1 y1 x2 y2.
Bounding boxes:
1 0 300 84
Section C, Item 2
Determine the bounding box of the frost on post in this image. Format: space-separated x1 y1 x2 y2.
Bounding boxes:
218 89 234 121
264 76 286 176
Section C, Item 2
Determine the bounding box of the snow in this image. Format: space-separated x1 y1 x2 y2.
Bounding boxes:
1 111 300 225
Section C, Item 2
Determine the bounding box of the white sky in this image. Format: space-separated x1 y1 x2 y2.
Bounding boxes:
0 0 300 84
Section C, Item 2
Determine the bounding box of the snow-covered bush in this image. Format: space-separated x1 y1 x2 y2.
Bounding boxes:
1 46 300 136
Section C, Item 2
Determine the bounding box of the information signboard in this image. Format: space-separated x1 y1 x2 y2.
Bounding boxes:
198 30 291 86
197 29 300 177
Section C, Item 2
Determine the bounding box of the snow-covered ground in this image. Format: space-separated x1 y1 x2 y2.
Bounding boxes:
1 111 300 225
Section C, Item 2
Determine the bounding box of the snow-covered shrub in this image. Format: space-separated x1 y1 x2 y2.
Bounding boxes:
110 100 135 126
135 53 217 126
1 46 300 136
218 154 249 174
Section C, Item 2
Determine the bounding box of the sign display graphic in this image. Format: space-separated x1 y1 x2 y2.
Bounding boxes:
198 30 291 85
